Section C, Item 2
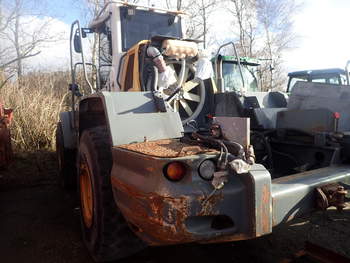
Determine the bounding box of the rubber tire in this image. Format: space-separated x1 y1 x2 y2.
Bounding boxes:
78 126 145 262
56 122 76 190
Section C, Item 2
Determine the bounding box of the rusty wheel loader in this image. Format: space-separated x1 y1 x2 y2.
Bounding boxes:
56 1 350 262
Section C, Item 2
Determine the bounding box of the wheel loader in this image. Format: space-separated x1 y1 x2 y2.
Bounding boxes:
56 1 350 262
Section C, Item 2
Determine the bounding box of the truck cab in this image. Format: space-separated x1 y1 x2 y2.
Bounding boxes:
287 68 348 92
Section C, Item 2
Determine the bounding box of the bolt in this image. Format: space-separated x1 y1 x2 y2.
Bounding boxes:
335 185 347 211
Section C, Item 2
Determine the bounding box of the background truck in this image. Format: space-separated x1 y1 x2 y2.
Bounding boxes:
287 68 348 92
56 1 349 262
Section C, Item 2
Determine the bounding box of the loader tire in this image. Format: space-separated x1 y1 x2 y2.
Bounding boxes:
56 122 76 190
78 126 145 262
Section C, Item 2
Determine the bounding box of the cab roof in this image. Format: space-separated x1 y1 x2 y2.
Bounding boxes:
288 68 346 78
218 55 260 66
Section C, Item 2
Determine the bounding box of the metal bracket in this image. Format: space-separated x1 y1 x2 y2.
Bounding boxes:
316 183 347 211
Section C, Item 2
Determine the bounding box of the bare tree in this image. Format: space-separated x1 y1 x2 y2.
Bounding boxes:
166 0 183 10
256 0 300 90
165 0 216 48
187 0 217 48
0 0 62 84
86 0 103 68
228 0 257 57
226 0 300 90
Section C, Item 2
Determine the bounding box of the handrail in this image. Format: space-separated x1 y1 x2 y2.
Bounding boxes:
70 20 94 94
214 42 245 93
73 62 100 93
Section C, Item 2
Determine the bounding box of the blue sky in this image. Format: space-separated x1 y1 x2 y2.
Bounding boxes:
46 0 82 24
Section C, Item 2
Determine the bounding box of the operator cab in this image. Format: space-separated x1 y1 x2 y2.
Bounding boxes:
287 68 348 92
212 46 287 129
216 55 260 93
70 1 215 130
87 3 187 92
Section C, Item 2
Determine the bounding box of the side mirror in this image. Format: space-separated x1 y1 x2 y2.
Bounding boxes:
73 33 82 53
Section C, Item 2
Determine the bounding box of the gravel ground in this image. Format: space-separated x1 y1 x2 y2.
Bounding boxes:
0 151 349 263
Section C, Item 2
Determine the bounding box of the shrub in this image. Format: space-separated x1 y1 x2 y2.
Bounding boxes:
0 71 70 151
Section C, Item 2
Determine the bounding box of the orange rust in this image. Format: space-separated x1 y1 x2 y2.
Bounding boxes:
260 184 270 235
79 162 94 229
111 176 262 245
145 166 155 172
200 233 252 244
118 139 218 158
197 192 223 216
111 176 195 245
272 198 277 226
110 175 233 245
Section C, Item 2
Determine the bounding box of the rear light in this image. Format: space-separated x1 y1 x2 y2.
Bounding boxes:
198 160 215 180
164 161 186 181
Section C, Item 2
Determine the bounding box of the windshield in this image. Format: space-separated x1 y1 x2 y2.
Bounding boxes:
120 7 183 51
288 77 307 92
222 62 258 92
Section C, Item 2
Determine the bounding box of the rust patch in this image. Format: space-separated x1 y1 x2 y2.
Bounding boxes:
118 139 218 158
316 183 347 211
111 176 195 245
259 184 271 235
111 176 231 245
145 166 155 172
212 117 250 149
200 233 252 244
197 192 223 215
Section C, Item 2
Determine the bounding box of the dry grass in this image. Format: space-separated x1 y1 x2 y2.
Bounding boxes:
0 71 70 151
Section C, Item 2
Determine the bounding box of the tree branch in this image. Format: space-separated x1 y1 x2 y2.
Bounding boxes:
0 51 41 69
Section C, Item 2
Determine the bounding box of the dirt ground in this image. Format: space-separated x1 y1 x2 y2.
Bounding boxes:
0 151 349 263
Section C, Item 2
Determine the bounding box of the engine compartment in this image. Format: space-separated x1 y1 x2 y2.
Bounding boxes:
205 81 350 179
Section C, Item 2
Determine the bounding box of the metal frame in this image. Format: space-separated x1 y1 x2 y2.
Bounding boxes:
214 42 245 93
69 20 100 133
110 144 350 245
70 21 94 94
72 62 100 92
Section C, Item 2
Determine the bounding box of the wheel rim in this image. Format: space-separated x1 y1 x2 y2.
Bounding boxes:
80 158 94 228
156 61 206 124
